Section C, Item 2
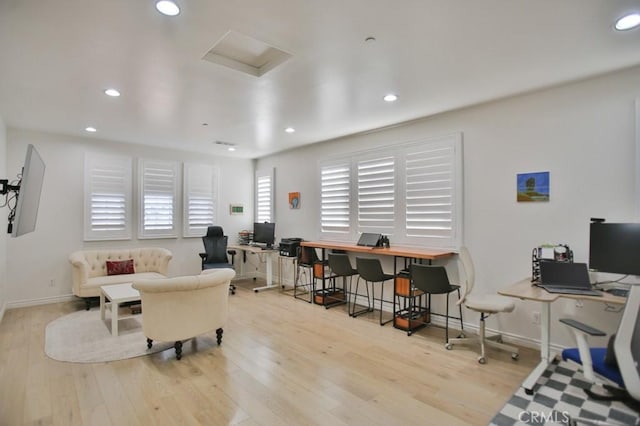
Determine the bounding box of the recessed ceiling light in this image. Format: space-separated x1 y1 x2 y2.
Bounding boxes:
615 13 640 31
104 88 120 97
285 127 295 133
383 94 398 102
156 0 180 16
227 147 236 152
85 127 97 133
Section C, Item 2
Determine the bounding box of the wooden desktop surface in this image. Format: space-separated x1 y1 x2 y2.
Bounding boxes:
499 278 626 305
300 240 454 260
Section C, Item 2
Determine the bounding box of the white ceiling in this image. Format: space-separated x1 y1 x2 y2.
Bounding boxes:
1 0 640 159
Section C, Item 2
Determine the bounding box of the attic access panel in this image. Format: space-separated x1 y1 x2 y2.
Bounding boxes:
203 30 292 77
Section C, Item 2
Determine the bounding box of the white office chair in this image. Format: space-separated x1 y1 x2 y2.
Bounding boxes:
445 246 519 364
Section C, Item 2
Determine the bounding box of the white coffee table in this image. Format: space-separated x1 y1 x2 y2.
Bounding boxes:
99 283 141 336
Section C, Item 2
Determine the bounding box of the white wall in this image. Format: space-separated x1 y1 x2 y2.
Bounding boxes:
256 65 640 349
5 129 254 306
0 115 7 320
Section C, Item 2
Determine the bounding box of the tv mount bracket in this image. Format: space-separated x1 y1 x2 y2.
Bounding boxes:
0 179 21 195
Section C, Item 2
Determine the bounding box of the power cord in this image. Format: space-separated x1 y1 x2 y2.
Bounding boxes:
1 176 21 234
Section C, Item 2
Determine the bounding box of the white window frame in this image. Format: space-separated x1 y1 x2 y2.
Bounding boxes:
319 160 352 238
138 158 179 239
318 133 463 249
183 162 219 237
401 135 462 247
356 152 396 235
255 167 274 223
84 153 132 241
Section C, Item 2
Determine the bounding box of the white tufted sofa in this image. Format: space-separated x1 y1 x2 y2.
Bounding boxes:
69 247 172 308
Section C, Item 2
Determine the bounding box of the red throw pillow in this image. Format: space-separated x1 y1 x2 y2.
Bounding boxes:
106 259 135 276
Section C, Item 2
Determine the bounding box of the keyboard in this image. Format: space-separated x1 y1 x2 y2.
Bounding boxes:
605 288 629 297
542 286 603 296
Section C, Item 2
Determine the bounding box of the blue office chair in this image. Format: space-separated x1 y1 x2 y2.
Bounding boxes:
560 285 640 408
199 226 237 294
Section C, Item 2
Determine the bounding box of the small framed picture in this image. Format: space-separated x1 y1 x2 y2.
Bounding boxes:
229 204 244 215
289 192 300 209
517 171 549 202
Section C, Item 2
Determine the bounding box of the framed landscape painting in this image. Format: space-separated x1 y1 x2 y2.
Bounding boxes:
517 171 549 202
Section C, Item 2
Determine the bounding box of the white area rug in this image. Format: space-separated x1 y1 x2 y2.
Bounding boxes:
44 308 174 363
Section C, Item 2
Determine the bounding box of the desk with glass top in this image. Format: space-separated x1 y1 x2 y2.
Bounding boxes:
499 278 626 394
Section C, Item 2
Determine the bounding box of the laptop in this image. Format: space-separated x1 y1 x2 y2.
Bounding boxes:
538 261 603 296
356 232 382 247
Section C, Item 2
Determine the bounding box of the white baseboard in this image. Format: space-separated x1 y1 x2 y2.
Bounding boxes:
346 293 555 352
0 301 6 324
7 294 76 310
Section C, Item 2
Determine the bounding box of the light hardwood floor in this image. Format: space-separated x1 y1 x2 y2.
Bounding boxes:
0 279 538 426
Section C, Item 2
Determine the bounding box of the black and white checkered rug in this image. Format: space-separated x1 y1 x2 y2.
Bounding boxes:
490 360 639 425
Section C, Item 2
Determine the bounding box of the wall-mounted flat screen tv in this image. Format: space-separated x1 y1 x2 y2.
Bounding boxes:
11 144 46 237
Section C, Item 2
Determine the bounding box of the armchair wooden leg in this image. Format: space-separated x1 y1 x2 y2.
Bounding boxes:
216 328 223 345
174 341 183 360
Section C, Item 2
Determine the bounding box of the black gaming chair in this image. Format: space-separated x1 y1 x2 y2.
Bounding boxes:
199 226 237 294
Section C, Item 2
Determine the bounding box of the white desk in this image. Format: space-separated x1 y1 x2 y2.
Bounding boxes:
228 244 280 292
99 283 141 336
499 278 625 394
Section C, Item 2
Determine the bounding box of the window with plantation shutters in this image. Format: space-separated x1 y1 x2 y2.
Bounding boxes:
404 141 457 242
320 161 351 234
138 159 178 239
183 163 218 237
255 168 274 223
357 155 395 234
317 133 462 249
84 153 132 241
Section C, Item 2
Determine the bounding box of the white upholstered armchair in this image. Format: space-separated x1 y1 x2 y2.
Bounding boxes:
132 268 235 360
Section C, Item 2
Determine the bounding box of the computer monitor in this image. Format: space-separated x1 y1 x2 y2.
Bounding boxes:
253 222 275 248
589 222 640 276
613 284 640 401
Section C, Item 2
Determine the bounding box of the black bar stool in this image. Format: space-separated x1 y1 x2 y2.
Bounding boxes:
294 246 320 303
327 253 358 312
355 257 395 325
410 263 464 343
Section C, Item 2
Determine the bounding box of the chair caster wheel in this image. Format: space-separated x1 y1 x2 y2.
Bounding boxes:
254 289 258 293
511 353 519 360
497 337 504 344
525 388 534 395
445 343 453 350
457 333 465 339
478 356 486 364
